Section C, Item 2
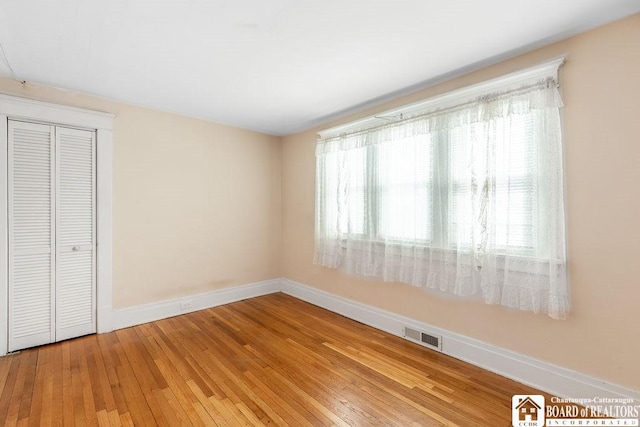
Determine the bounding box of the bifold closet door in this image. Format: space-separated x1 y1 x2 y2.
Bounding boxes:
8 121 56 352
55 126 96 342
7 121 96 352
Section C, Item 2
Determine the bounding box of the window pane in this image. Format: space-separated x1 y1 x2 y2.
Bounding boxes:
449 122 478 250
494 114 537 253
377 134 432 242
319 147 367 237
319 151 340 236
341 147 367 235
449 114 538 254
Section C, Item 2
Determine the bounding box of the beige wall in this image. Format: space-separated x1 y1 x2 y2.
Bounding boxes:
281 13 640 390
0 79 282 308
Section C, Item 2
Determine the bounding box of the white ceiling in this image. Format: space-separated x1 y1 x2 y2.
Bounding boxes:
0 1 638 136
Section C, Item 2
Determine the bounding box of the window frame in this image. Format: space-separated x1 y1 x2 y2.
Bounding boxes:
327 117 544 257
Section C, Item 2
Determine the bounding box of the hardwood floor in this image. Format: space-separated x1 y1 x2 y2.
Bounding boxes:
0 293 548 426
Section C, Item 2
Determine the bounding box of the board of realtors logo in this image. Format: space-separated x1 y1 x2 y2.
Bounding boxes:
512 395 545 427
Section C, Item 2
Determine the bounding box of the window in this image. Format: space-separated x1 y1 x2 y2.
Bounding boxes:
314 59 569 319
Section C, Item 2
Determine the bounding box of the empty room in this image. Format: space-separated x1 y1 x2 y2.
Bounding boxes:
0 0 639 425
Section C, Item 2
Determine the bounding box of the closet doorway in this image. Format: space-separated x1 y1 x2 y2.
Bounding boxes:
8 120 96 351
0 94 114 355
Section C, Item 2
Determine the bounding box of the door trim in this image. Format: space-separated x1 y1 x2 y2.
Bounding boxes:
0 93 114 356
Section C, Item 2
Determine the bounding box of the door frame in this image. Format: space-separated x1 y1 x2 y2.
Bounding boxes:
0 93 114 356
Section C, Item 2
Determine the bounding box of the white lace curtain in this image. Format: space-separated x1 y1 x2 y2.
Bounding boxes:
314 77 569 319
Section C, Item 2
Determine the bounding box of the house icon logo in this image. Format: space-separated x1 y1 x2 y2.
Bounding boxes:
512 395 545 427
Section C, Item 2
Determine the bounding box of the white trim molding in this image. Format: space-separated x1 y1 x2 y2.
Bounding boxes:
280 278 639 402
95 128 113 333
0 115 7 357
0 94 114 130
0 93 114 356
112 279 281 330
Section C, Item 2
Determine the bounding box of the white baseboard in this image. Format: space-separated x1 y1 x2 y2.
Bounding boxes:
280 277 639 401
112 279 280 330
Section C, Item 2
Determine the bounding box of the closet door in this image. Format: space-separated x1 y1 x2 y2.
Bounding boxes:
7 121 56 352
55 127 96 341
7 121 96 352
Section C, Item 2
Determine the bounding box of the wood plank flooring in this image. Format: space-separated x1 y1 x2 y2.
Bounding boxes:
0 293 549 425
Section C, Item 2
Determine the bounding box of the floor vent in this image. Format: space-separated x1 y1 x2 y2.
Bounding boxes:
403 326 442 351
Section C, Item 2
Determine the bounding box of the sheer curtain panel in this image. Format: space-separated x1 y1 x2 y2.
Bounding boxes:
314 60 569 319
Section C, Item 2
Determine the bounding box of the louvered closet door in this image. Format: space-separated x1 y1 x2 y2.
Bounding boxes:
8 121 56 352
55 126 96 341
8 121 96 352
